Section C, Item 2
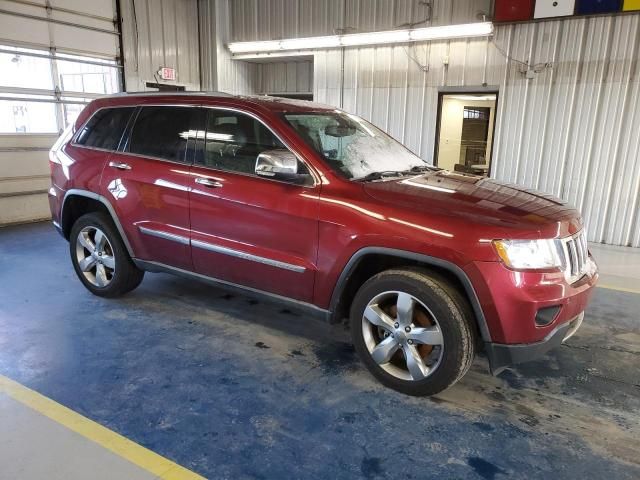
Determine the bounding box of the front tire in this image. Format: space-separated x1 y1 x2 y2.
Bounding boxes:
69 212 144 297
350 268 476 396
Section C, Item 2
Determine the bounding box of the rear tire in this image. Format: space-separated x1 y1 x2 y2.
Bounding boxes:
350 268 476 396
69 212 144 297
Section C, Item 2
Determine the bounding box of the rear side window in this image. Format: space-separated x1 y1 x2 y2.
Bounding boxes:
75 107 134 150
128 106 196 163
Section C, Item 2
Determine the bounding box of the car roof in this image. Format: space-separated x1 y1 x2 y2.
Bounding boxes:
97 91 336 113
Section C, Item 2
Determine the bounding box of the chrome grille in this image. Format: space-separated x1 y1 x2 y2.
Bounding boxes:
560 230 589 284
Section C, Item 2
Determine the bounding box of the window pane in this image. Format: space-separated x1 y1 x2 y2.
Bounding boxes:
0 100 57 133
128 107 194 162
75 107 134 150
0 47 53 90
61 101 89 128
56 58 120 95
201 110 286 174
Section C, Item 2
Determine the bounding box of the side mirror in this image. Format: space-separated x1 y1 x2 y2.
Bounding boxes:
255 149 310 184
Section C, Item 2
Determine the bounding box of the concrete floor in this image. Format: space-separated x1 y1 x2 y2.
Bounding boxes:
0 221 639 479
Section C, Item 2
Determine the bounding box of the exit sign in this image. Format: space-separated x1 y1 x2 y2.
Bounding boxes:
158 67 176 81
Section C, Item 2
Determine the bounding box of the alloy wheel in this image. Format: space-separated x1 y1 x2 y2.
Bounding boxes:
75 226 116 287
361 291 444 381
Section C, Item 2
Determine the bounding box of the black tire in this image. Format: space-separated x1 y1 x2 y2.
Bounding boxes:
350 268 476 396
69 212 144 298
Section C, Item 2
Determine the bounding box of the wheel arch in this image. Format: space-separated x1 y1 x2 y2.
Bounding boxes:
328 247 492 342
61 189 135 258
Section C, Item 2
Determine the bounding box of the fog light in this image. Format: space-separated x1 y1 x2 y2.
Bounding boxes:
535 306 561 326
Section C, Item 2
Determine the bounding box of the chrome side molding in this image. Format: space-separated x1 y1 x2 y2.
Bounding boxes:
191 239 306 273
136 225 306 273
138 226 190 245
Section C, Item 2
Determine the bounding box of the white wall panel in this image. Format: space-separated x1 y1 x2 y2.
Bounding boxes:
201 0 265 94
119 0 201 91
259 61 313 94
231 0 492 41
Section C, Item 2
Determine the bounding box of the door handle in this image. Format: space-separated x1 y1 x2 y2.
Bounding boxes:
195 177 223 188
109 161 131 170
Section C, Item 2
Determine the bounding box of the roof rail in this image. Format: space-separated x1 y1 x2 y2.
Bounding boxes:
103 91 235 98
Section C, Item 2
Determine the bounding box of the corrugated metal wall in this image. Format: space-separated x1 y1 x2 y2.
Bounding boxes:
199 0 261 94
230 0 493 40
260 61 313 94
227 1 640 247
119 0 201 91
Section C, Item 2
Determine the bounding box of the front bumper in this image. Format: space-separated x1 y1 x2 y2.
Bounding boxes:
464 258 598 344
484 312 584 375
463 255 597 374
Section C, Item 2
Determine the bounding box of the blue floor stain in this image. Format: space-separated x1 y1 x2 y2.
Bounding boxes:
468 457 506 480
1 222 639 479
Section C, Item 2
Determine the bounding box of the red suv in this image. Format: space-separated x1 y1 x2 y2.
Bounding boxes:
49 93 598 395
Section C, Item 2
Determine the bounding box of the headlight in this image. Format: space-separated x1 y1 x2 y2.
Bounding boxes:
493 239 562 270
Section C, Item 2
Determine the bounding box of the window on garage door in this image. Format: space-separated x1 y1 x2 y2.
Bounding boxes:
0 45 122 134
0 0 121 133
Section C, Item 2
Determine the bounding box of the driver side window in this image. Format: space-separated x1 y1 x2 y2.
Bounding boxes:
200 110 307 178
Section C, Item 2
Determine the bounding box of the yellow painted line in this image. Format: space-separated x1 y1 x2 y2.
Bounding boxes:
597 284 640 295
0 374 205 480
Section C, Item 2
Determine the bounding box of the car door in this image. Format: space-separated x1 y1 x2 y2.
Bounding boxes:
100 105 199 270
188 107 320 303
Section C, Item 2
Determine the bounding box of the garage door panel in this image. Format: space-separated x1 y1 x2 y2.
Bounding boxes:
0 0 117 56
0 15 51 47
50 24 118 57
49 10 116 32
0 193 50 223
0 0 120 225
50 0 114 19
0 0 44 16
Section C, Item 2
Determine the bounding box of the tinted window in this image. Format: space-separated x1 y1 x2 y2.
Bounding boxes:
200 110 293 175
128 106 196 163
75 107 134 150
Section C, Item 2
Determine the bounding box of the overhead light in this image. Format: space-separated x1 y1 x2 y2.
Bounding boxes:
340 29 410 47
228 22 493 57
409 22 493 41
447 94 496 101
281 36 341 50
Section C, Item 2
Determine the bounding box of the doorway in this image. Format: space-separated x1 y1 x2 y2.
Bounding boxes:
434 92 498 176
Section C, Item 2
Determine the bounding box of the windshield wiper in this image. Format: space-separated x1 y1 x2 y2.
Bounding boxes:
354 171 406 182
405 164 440 173
354 165 439 182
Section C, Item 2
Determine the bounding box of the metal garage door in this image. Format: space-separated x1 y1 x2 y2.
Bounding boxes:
0 0 122 224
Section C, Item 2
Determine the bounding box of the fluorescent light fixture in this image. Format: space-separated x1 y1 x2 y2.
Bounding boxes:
447 94 496 101
228 22 493 57
409 22 493 41
280 35 341 50
340 29 411 47
228 40 282 54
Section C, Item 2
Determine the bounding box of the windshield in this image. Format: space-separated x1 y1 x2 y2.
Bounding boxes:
282 111 428 180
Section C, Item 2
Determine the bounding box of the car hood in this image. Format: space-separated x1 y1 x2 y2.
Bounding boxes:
362 170 583 236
